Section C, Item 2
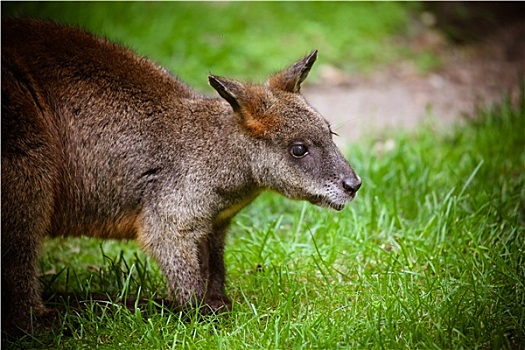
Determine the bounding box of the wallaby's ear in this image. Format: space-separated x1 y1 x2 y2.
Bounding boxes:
266 49 317 93
208 75 244 111
209 74 277 138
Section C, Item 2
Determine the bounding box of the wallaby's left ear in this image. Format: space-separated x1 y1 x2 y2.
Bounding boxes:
209 75 245 112
266 49 317 93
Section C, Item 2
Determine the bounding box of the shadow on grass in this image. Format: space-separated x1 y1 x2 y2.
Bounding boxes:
2 292 226 349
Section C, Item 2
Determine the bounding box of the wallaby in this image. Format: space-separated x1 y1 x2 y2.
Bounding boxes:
1 18 361 334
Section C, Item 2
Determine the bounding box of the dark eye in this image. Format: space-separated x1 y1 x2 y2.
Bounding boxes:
290 144 308 158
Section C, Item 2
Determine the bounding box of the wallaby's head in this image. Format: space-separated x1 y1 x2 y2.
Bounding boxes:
209 50 361 210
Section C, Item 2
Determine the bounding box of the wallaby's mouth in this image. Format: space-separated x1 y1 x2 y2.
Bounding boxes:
329 202 346 211
309 194 354 211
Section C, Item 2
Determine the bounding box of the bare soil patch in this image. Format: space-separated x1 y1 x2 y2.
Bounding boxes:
304 17 524 145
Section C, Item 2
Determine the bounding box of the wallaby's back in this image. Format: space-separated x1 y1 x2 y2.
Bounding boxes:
3 18 194 99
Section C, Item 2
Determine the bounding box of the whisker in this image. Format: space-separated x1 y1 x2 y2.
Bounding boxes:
331 116 364 132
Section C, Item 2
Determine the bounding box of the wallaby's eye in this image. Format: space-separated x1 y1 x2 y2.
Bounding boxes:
290 144 308 158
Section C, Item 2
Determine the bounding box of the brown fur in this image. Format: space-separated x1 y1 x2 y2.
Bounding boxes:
1 18 362 335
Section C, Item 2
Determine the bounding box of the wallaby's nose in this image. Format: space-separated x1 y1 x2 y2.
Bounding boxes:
342 175 362 194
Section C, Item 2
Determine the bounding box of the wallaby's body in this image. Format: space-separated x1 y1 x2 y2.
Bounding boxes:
1 18 361 334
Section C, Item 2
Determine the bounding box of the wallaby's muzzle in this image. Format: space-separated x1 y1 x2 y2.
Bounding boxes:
342 174 362 196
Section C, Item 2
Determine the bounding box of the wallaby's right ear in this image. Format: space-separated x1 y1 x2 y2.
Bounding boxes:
208 75 244 112
266 49 318 93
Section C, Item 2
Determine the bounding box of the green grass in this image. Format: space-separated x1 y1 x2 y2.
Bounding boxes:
3 3 524 348
2 1 419 90
6 95 524 349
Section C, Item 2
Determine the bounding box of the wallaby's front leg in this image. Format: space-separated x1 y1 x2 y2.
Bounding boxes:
201 221 231 312
138 218 208 310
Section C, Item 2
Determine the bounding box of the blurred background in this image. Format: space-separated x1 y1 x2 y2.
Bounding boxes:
3 1 524 142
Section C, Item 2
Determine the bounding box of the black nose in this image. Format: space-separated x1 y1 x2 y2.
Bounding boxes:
342 175 362 193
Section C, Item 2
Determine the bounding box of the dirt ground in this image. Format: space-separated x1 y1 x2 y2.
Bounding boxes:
303 16 524 146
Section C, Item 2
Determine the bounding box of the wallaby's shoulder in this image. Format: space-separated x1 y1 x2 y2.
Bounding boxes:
2 17 195 99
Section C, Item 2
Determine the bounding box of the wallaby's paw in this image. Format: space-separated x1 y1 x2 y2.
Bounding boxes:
202 295 232 315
